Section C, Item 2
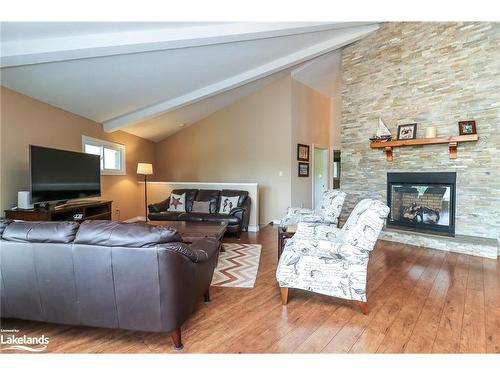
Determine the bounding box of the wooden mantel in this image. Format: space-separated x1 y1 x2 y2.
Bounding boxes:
370 134 478 161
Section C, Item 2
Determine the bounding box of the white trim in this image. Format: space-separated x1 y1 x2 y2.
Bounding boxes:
138 181 258 186
103 25 380 131
247 226 259 233
81 135 126 176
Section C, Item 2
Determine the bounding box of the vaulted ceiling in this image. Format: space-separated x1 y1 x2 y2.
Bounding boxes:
1 22 379 141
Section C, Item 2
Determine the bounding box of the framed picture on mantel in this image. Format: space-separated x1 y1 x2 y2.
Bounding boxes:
397 123 417 140
458 120 477 135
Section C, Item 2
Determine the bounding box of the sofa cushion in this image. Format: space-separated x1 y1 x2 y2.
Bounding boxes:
190 213 241 225
195 190 220 213
75 220 181 247
159 238 218 263
219 196 239 214
220 189 248 207
167 193 186 212
0 218 13 236
148 211 184 221
192 201 210 213
181 213 204 222
171 189 198 212
2 221 80 243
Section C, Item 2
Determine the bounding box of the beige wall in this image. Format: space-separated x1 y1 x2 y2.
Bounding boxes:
290 79 332 208
155 76 292 224
0 87 156 220
1 74 333 224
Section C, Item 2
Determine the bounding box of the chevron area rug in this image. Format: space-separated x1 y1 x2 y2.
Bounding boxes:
211 243 262 288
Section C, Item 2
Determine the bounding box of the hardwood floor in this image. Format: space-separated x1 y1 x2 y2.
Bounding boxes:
1 225 499 354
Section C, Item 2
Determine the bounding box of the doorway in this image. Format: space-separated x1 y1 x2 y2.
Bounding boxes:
312 146 329 210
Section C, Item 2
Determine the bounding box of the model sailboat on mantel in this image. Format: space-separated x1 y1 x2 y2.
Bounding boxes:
369 118 392 141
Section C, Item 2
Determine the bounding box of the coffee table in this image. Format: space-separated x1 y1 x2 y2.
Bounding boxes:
147 220 228 243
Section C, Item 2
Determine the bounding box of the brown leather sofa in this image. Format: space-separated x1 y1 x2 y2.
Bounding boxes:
148 189 251 236
0 219 219 350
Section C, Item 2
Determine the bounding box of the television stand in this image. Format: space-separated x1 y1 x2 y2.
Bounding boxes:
4 200 112 222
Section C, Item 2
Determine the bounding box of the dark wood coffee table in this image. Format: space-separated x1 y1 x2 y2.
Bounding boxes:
147 220 228 243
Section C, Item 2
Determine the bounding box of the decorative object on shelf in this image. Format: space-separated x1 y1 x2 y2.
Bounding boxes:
424 126 437 138
397 123 417 140
137 162 154 221
297 144 310 161
369 117 392 141
458 120 477 135
298 162 309 177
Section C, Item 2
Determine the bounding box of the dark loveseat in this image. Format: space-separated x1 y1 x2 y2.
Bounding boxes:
148 189 251 235
0 219 220 350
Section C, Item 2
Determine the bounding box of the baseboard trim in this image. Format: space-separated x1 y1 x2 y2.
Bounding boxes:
247 226 259 232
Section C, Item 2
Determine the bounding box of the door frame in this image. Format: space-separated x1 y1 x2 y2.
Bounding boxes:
311 144 330 209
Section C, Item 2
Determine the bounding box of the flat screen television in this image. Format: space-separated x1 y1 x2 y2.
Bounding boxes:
30 145 101 204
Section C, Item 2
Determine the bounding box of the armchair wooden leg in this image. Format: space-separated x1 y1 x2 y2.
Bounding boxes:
280 287 289 305
356 301 369 315
170 328 184 351
204 288 210 303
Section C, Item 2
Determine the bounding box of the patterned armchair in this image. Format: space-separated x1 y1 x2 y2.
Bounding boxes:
280 190 346 229
276 199 390 314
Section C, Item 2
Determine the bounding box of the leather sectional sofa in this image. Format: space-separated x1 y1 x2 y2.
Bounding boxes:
148 189 251 236
0 219 220 350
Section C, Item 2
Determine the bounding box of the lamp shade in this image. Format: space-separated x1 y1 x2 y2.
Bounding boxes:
137 163 153 175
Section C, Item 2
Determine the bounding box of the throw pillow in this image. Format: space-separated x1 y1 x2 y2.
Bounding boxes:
192 200 210 213
219 196 239 214
167 193 186 212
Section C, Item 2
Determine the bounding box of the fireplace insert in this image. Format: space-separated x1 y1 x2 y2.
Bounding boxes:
387 172 456 237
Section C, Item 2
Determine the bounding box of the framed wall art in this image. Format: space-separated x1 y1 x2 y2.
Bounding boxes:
298 162 309 177
297 144 310 161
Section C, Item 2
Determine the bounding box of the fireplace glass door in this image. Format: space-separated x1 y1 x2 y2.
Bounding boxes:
387 173 456 236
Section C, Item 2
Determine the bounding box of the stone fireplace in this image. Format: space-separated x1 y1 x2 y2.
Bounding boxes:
339 23 500 258
387 172 456 237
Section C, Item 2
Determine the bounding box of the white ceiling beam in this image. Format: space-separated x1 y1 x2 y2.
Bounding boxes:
1 22 375 67
103 24 379 132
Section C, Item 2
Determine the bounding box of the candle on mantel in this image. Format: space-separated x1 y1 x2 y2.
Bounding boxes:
424 126 437 138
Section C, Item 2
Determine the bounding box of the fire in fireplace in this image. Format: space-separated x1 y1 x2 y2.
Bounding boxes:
387 172 456 237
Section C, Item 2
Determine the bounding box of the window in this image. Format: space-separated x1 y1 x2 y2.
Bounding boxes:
82 136 126 175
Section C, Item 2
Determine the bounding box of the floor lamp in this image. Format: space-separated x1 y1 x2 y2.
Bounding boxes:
137 163 153 222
